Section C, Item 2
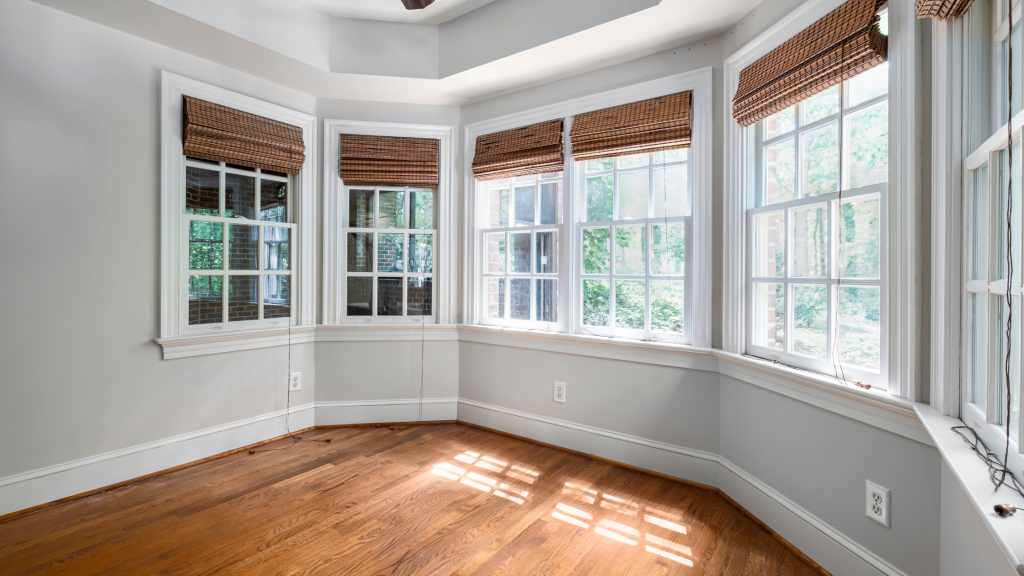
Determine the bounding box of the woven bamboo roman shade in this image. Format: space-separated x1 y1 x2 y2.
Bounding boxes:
569 92 692 162
182 96 306 174
339 135 439 187
915 0 974 19
472 119 564 181
732 0 888 127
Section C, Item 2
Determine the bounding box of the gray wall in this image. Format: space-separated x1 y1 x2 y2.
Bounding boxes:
315 341 459 403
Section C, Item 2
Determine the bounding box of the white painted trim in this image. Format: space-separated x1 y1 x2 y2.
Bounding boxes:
462 68 714 347
315 398 459 426
322 119 456 325
0 403 314 517
160 71 317 338
316 324 460 342
154 325 316 359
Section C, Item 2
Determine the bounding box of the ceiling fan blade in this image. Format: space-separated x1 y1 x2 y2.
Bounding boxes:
401 0 435 9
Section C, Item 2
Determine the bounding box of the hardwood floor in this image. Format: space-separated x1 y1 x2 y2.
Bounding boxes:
0 424 824 575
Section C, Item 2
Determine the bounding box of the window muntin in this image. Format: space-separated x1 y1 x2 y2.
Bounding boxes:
480 172 563 327
747 64 888 384
578 149 690 340
185 158 293 331
343 186 436 320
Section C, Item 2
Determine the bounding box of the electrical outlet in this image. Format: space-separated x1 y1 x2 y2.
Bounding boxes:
866 480 890 528
289 372 302 392
553 382 566 403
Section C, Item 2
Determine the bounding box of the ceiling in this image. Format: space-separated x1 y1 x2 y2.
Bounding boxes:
297 0 495 24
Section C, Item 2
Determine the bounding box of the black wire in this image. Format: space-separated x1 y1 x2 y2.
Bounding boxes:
953 426 1024 498
999 4 1015 491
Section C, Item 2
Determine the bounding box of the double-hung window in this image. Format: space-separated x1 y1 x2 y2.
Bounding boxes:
746 22 890 385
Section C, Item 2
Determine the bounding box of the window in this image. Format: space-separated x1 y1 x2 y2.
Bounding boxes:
578 149 689 341
343 186 436 320
185 158 295 331
480 172 563 327
746 31 889 385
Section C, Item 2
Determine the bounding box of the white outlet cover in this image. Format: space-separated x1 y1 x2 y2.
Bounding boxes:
553 381 566 403
866 480 890 528
289 372 302 392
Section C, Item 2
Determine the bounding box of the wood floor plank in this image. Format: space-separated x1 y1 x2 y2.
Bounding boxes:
0 424 827 576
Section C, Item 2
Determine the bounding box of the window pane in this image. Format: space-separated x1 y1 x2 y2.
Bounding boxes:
347 277 372 316
586 175 614 221
536 231 557 273
651 281 685 333
753 283 784 350
838 194 880 278
586 158 613 172
651 222 685 275
410 190 435 230
800 122 839 197
801 86 839 124
793 284 827 359
264 276 290 319
618 170 649 220
228 224 258 271
485 232 505 274
848 62 888 108
653 164 687 217
379 190 404 228
510 278 531 320
225 173 256 219
653 148 687 164
408 277 432 316
765 139 796 205
618 153 649 169
1000 25 1022 121
228 276 258 322
844 101 888 189
540 181 562 225
259 180 287 222
510 232 531 273
997 141 1022 282
485 278 505 319
582 279 611 327
765 106 796 139
349 189 374 228
188 275 222 325
972 164 989 281
514 185 536 226
514 174 535 183
377 277 403 316
378 233 404 273
994 296 1022 432
264 227 289 271
189 221 223 270
970 293 987 409
347 232 373 273
582 227 610 274
536 279 557 322
838 286 880 372
753 212 784 277
615 280 645 329
409 234 433 273
790 204 827 278
186 167 220 216
614 226 646 275
490 187 509 228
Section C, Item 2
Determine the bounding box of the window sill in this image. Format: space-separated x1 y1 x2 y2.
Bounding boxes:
916 404 1024 574
154 326 317 360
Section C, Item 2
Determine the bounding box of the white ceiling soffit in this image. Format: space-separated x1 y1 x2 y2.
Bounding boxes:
31 0 761 106
298 0 496 24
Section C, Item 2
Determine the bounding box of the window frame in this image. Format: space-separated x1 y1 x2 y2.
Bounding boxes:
463 68 713 347
159 71 317 342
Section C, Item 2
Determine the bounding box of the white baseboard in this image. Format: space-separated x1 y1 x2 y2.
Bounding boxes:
0 403 314 518
456 397 909 576
314 398 459 426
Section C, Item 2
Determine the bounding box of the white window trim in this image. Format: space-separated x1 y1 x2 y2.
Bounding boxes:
723 0 919 398
156 71 317 350
322 119 456 325
462 67 713 347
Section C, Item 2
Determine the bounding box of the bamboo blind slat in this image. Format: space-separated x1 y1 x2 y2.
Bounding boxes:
732 0 888 127
472 119 564 181
339 135 439 187
915 0 975 20
569 91 692 162
182 96 306 174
